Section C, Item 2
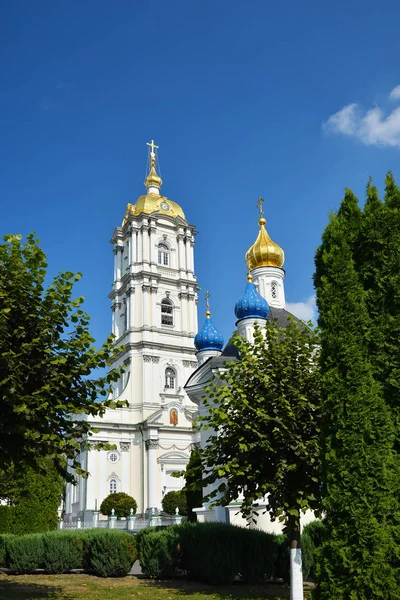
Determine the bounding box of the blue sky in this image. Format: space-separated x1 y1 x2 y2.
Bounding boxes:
2 0 400 345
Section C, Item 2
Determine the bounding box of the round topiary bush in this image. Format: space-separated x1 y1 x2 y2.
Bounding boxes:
161 490 187 516
100 493 137 518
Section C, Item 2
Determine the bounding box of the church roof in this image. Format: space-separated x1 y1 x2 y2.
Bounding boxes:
185 307 304 389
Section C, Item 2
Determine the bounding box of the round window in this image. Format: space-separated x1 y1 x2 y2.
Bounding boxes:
108 451 119 463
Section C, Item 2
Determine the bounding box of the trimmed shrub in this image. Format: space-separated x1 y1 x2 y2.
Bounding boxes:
179 522 239 584
6 533 44 572
137 521 280 585
0 506 13 534
162 490 187 516
274 534 289 583
301 520 327 581
88 530 136 577
0 534 13 567
100 492 137 518
237 527 278 583
138 527 180 578
43 531 85 573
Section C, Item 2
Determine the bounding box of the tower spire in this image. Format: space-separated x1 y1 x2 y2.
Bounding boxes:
144 139 162 194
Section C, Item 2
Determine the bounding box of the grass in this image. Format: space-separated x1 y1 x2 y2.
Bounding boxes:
0 573 313 600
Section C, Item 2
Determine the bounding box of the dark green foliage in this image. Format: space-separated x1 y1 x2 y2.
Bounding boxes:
0 506 13 534
100 492 137 518
6 533 44 573
2 529 135 576
138 527 181 578
88 530 136 577
0 534 13 567
137 521 279 585
8 458 63 535
0 233 126 480
161 490 187 516
301 520 327 581
314 185 400 598
43 531 85 573
274 534 289 583
182 449 203 522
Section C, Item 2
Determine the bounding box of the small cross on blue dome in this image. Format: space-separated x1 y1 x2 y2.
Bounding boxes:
194 291 224 352
234 274 269 321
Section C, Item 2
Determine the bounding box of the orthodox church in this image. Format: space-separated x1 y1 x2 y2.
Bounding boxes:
64 141 300 529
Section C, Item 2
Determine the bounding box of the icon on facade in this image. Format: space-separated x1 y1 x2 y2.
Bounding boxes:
170 409 178 425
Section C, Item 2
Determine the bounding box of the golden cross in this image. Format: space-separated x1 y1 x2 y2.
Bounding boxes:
205 290 210 310
257 197 264 217
146 139 159 155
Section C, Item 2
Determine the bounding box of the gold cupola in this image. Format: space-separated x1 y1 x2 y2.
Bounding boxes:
122 140 187 225
245 197 285 270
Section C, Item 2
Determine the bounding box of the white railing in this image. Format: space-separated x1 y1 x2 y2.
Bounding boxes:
59 511 184 532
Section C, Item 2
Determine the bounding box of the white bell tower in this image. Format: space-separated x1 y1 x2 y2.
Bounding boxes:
64 141 199 521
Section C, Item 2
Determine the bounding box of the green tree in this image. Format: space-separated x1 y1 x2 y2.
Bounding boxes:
199 317 321 599
100 492 137 518
0 234 126 480
314 189 400 598
184 449 203 521
162 490 188 516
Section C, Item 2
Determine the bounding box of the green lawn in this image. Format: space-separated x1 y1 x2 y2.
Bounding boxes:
0 574 312 600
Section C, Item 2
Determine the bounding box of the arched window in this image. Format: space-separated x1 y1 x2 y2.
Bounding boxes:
165 367 176 390
109 478 118 494
158 243 170 266
161 298 173 326
271 281 278 299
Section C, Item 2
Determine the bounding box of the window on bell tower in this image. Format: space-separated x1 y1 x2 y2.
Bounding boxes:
161 298 173 326
165 367 176 390
271 282 278 299
158 243 170 266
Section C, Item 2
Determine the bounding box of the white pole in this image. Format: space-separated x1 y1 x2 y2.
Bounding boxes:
290 547 304 600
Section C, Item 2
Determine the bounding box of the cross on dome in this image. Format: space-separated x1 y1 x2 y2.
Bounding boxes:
257 196 264 218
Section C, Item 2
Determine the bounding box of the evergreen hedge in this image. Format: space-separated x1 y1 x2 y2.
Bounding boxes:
137 522 279 584
1 529 136 577
0 506 13 534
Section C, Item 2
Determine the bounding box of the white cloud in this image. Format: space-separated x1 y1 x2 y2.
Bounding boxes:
323 86 400 147
389 85 400 101
286 295 316 322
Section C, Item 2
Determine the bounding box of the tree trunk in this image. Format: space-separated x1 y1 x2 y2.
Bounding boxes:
288 514 303 600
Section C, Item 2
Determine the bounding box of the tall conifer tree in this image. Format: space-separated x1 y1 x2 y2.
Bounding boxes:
314 190 399 599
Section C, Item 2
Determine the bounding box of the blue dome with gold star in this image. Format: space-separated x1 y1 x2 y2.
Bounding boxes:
235 274 269 321
195 312 224 352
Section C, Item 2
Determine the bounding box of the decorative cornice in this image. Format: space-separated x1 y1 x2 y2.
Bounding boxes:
183 360 198 368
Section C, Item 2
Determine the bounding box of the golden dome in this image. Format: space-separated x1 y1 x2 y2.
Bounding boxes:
123 194 186 225
245 205 285 270
122 139 187 226
144 165 162 189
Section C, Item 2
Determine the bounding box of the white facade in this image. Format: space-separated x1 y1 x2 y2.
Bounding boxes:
64 150 200 521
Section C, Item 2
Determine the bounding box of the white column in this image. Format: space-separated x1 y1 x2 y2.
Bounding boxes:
177 233 186 274
116 247 123 281
128 290 135 328
179 292 188 333
121 447 130 493
142 285 150 326
129 228 135 265
149 225 156 264
142 224 149 264
113 247 118 281
146 437 159 512
136 230 142 264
